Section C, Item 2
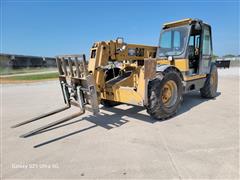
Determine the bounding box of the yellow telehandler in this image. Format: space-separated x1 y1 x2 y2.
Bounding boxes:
13 18 218 137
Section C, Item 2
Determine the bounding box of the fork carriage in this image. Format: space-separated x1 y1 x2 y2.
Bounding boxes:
56 55 99 115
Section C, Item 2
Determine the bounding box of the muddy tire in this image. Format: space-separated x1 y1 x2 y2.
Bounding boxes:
200 63 218 98
146 69 183 120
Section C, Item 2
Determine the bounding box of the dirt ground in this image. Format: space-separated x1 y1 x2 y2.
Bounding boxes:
1 68 239 179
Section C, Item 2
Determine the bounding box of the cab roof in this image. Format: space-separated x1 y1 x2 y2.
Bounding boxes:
163 18 205 29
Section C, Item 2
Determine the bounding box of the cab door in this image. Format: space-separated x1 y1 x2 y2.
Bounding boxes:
199 25 213 74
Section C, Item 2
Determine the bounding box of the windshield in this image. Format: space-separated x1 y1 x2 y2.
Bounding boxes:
158 26 189 57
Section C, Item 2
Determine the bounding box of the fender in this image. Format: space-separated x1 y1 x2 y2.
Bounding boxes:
209 62 217 74
156 64 171 72
156 64 183 80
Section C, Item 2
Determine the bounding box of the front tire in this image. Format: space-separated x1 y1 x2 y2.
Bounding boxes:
146 69 183 120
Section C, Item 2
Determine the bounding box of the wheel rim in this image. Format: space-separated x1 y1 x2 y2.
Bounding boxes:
161 80 178 107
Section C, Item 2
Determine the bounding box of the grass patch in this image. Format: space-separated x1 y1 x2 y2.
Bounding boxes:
2 72 58 81
0 67 57 75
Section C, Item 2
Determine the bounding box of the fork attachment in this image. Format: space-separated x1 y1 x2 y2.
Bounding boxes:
12 54 99 137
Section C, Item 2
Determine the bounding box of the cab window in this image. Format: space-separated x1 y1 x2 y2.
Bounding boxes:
159 26 189 56
202 27 211 55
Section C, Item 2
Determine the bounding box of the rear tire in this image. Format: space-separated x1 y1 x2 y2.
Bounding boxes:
200 63 218 98
146 69 183 120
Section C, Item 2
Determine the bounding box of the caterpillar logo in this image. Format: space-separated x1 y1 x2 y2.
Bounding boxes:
128 48 144 57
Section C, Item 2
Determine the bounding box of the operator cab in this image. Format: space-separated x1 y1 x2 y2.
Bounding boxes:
188 22 201 73
157 18 213 76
